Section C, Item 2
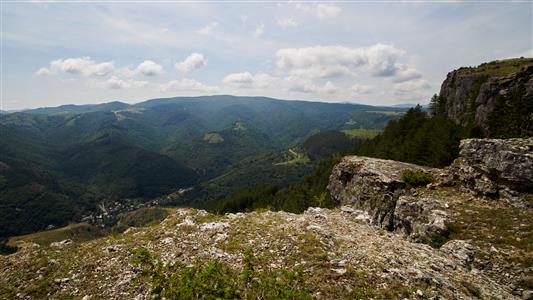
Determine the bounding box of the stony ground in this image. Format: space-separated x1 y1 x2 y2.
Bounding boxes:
1 186 530 299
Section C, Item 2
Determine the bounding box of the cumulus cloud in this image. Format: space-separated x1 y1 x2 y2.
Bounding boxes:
222 71 342 96
275 46 366 78
222 72 282 89
350 84 373 95
175 53 208 74
253 23 265 38
275 44 423 83
276 18 299 28
35 67 54 76
36 57 115 77
394 79 431 93
160 78 218 93
135 60 164 76
98 76 148 90
223 72 254 88
297 3 341 20
287 78 340 95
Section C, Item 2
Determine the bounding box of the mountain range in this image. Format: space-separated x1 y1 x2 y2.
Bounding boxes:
0 95 405 238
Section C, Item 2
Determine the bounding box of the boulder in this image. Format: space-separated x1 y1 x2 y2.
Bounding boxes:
446 138 533 206
440 240 475 270
328 156 438 231
393 196 449 245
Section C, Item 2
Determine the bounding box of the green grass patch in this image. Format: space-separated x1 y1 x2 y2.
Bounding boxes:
113 207 170 233
366 111 405 116
7 223 107 247
401 170 434 187
342 128 382 139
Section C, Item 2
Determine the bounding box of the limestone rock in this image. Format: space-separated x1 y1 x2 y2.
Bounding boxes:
393 196 449 244
440 240 475 270
328 156 438 230
446 138 533 206
439 61 533 136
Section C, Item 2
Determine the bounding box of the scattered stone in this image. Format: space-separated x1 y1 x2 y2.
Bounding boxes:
50 239 73 248
440 240 475 269
332 268 347 275
200 222 229 232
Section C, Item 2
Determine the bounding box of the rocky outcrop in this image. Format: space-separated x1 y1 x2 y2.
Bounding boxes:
439 59 533 136
328 137 533 242
446 138 533 206
327 156 447 243
0 207 519 299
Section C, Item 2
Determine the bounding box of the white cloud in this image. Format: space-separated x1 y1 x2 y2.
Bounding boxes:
98 76 148 90
350 84 373 95
240 15 248 26
287 78 340 95
36 57 115 77
222 72 282 89
297 3 342 20
196 22 219 35
275 46 366 78
315 4 342 20
276 18 299 28
253 23 265 38
135 60 164 76
160 78 218 93
394 79 431 93
275 44 423 82
35 67 54 76
223 72 254 88
175 53 208 74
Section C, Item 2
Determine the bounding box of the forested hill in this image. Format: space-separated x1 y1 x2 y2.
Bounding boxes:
0 96 405 238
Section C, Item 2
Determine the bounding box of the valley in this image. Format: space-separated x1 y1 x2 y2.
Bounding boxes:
0 96 404 239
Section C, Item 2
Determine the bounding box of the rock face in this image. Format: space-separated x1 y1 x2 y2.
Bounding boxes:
439 59 533 136
328 138 533 242
327 156 446 242
446 138 533 206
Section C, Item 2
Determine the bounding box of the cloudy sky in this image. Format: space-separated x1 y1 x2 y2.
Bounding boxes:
2 1 531 110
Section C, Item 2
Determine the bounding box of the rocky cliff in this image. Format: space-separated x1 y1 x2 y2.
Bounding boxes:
438 58 533 137
446 138 533 206
328 137 533 298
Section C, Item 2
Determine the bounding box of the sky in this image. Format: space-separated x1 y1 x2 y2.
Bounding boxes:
1 1 532 110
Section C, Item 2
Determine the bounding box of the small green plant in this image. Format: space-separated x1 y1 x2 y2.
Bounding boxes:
134 247 311 299
131 247 153 266
401 170 434 187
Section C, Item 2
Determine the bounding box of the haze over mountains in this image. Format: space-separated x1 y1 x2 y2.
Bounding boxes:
0 95 405 238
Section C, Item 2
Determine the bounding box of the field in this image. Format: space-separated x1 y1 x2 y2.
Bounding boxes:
342 128 382 139
275 148 310 166
366 111 405 116
7 223 107 247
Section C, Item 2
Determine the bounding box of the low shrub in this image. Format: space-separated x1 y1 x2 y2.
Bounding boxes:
401 170 434 187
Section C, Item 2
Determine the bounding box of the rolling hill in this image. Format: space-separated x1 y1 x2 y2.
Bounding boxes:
0 95 406 238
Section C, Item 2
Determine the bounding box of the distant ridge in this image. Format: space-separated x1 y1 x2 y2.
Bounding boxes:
25 101 130 115
19 95 411 114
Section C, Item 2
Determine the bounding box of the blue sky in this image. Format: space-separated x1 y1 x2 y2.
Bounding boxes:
2 1 531 110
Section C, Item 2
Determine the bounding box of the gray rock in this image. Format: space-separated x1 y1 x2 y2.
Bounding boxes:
328 156 438 230
50 239 73 248
393 196 449 244
439 63 533 136
440 240 475 270
445 138 533 206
